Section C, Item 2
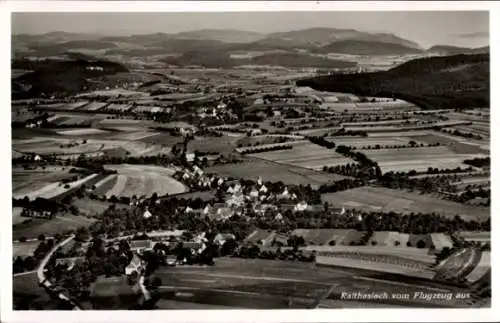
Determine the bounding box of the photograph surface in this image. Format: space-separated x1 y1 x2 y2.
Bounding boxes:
10 9 491 311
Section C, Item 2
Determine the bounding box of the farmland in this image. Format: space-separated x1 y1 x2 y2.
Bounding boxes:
360 146 488 173
13 215 96 240
206 157 347 186
322 186 489 221
12 166 78 197
250 142 353 170
100 164 187 197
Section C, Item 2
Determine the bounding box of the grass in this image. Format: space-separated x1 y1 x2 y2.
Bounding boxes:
13 240 41 257
91 276 142 310
206 157 347 187
72 198 113 217
292 229 365 246
13 215 96 240
13 272 58 310
321 186 490 221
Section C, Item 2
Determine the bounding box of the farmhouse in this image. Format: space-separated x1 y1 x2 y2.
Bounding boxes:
214 233 236 245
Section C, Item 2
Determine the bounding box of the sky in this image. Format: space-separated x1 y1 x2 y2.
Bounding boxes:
11 11 489 48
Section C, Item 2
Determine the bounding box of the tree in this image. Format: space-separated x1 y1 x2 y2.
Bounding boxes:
416 240 426 249
38 234 46 241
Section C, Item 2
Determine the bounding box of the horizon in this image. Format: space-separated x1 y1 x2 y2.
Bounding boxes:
11 11 489 48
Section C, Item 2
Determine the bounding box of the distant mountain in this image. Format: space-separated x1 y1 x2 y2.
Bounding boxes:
172 29 264 43
427 45 490 55
297 53 489 109
314 40 423 56
99 33 172 46
266 28 422 49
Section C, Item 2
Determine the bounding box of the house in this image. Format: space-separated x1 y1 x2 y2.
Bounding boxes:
215 207 233 220
129 239 154 254
143 210 153 219
259 185 268 194
185 206 194 214
186 153 195 162
214 233 236 245
193 165 204 177
202 205 213 215
294 201 308 212
249 188 259 198
34 154 42 161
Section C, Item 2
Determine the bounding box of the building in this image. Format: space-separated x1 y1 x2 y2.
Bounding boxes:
129 239 154 254
125 253 144 275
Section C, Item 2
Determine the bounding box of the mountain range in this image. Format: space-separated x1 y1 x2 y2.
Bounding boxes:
12 28 489 62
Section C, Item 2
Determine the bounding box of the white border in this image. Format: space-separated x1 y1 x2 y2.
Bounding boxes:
1 2 499 323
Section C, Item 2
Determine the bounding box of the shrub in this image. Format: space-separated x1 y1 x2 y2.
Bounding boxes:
19 236 27 243
394 240 400 246
406 241 412 247
416 240 426 249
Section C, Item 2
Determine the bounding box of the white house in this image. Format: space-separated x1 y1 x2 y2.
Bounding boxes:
143 210 153 219
259 185 268 194
294 201 308 212
34 155 42 161
249 188 259 198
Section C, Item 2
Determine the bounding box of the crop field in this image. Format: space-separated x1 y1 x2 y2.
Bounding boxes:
189 136 241 155
108 131 161 141
79 102 108 111
104 104 133 112
328 136 424 148
13 215 96 240
359 146 488 173
322 186 489 221
13 173 99 200
97 118 143 126
100 164 187 197
131 106 164 113
15 138 108 155
206 158 347 186
57 128 109 136
249 142 353 170
12 167 77 197
48 113 104 126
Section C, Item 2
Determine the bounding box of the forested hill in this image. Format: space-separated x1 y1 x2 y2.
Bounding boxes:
297 53 489 109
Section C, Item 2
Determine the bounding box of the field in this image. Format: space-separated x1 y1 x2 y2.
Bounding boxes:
328 135 425 148
321 186 489 221
13 272 59 310
100 164 187 198
13 173 99 200
13 240 41 257
206 158 347 186
360 146 488 173
12 166 77 197
148 258 472 309
57 128 109 136
79 102 108 111
249 142 353 170
13 215 96 240
72 197 114 216
91 276 142 310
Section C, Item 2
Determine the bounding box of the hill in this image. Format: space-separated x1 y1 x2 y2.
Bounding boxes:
314 40 423 56
427 45 490 55
266 28 422 49
296 53 489 109
172 29 264 43
12 59 129 99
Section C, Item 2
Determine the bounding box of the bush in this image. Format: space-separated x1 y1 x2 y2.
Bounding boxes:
328 240 336 246
371 240 378 246
406 241 412 247
38 234 46 241
394 240 400 246
19 236 27 243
